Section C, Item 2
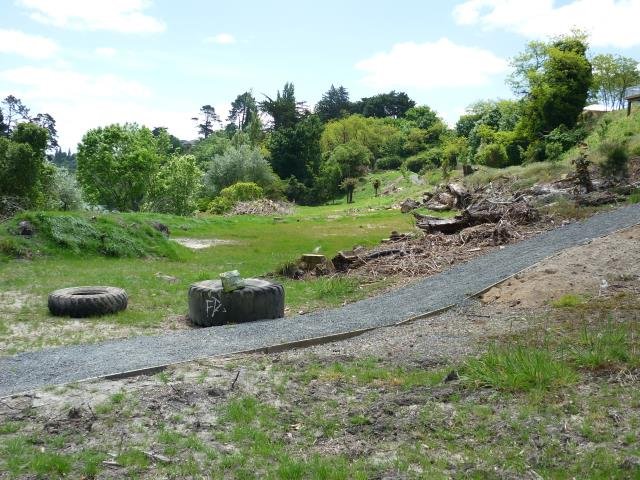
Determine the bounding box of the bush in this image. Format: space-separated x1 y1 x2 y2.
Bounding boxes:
207 182 264 214
143 155 203 215
204 145 278 195
207 197 234 214
476 142 509 168
219 182 264 203
598 140 629 178
544 141 564 162
376 155 403 170
403 148 442 173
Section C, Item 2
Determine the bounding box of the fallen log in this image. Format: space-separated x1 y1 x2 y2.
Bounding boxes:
416 215 471 234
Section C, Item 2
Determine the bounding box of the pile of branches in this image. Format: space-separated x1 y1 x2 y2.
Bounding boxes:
230 199 294 216
413 183 539 235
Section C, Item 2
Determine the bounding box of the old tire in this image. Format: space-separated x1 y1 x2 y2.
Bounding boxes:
188 279 284 327
48 286 128 318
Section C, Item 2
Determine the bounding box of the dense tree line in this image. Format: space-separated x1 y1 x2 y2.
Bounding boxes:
2 32 638 216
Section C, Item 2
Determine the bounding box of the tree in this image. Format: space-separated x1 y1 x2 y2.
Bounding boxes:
227 91 257 130
0 122 48 204
320 114 398 160
44 165 84 211
152 127 183 154
260 82 305 130
1 95 30 132
204 144 278 195
267 114 323 183
193 105 220 138
516 33 592 141
353 91 415 118
340 178 358 204
590 54 640 110
76 124 163 211
51 149 77 171
403 106 439 130
31 113 58 150
328 141 371 179
315 85 351 122
145 155 203 215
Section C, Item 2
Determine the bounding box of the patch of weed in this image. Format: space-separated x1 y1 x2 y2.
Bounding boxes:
463 346 577 392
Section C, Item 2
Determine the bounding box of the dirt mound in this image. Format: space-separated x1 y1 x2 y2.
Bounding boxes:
480 224 640 309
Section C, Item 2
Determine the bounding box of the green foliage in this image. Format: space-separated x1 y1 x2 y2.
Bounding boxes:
352 90 415 118
76 123 164 211
0 122 49 206
552 294 586 308
340 177 358 203
315 85 352 122
43 165 84 211
590 53 640 110
517 33 592 140
7 212 183 259
598 140 629 178
144 154 203 215
207 182 264 214
267 114 323 185
404 148 442 173
192 132 232 167
220 182 264 202
260 82 302 130
328 141 371 179
375 155 403 170
464 346 577 392
227 91 258 131
476 142 509 168
320 114 398 160
204 144 278 195
570 321 638 369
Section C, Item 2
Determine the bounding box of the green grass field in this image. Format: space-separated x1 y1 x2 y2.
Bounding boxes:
0 172 431 354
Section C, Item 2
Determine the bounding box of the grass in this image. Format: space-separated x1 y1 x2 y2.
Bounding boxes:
0 294 638 478
0 172 423 354
552 293 587 308
463 346 577 392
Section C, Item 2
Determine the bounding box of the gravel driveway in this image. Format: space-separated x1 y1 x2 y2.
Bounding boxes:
1 203 638 398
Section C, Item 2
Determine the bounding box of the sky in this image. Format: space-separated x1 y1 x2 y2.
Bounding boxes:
1 0 640 150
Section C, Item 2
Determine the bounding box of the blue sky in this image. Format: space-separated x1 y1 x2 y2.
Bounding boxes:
1 0 639 149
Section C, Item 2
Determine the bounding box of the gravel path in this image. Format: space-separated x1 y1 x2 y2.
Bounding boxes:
1 204 638 397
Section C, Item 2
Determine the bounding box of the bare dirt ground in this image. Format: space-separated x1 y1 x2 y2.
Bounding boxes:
0 225 638 478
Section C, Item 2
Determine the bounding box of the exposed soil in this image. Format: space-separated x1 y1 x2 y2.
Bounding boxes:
480 224 640 310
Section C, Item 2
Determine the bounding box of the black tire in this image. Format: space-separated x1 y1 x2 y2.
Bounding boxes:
188 279 284 327
48 286 128 318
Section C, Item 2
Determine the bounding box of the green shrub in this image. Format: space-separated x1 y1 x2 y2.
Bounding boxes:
598 140 629 178
404 149 441 173
544 141 564 162
376 155 403 170
476 142 509 168
219 182 264 203
552 293 586 308
403 156 426 173
207 197 234 214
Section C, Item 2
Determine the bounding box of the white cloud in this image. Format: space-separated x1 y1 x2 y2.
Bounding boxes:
0 67 151 100
16 0 166 33
0 29 59 59
95 47 117 58
0 66 230 148
204 33 236 45
453 0 640 48
355 38 508 90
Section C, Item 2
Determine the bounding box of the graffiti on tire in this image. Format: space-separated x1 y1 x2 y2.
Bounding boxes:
206 296 225 319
